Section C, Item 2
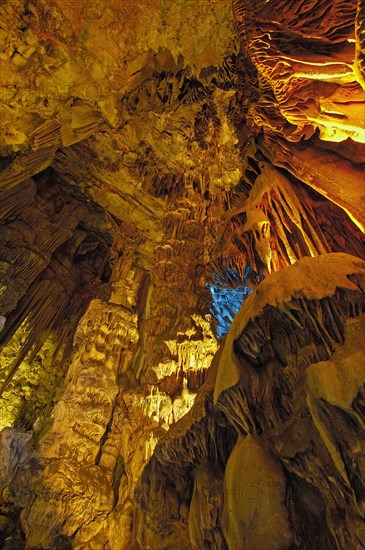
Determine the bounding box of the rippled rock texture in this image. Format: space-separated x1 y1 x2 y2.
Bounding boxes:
0 0 364 548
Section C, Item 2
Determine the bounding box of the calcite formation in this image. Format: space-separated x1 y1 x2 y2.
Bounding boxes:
137 254 365 549
0 0 364 548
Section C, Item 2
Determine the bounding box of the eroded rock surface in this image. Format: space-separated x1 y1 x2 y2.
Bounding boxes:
138 253 365 549
0 0 364 548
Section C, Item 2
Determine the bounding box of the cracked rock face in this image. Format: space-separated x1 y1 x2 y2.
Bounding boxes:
0 0 364 548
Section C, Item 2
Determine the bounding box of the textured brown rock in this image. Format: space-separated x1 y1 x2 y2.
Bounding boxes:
222 435 291 550
0 0 364 548
137 253 365 549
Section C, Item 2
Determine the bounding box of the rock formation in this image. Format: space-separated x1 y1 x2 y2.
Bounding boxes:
0 0 364 548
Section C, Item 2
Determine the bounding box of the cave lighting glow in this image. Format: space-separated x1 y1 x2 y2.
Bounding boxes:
208 268 254 339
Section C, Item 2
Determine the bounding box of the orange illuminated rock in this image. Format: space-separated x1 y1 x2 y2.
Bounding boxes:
0 0 364 548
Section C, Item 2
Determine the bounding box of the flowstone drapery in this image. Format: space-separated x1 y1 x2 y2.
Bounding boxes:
0 0 364 548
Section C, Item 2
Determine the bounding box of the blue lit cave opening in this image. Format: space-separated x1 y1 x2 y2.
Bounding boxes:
208 268 254 339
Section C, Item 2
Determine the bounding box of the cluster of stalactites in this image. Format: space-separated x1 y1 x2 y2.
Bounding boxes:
242 164 330 273
0 171 112 402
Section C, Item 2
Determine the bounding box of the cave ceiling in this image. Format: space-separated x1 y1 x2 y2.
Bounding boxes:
0 0 364 548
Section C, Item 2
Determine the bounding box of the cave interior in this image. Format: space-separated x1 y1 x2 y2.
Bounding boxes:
0 0 364 548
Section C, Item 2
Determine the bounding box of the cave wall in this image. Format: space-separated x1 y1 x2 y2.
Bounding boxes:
0 0 364 548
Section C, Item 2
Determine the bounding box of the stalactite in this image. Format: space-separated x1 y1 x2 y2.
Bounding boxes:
137 254 365 549
0 179 37 222
0 0 364 547
0 278 73 396
243 164 330 271
0 148 56 190
29 119 61 150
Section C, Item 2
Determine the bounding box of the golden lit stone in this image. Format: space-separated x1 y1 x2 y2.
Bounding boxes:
0 0 364 548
